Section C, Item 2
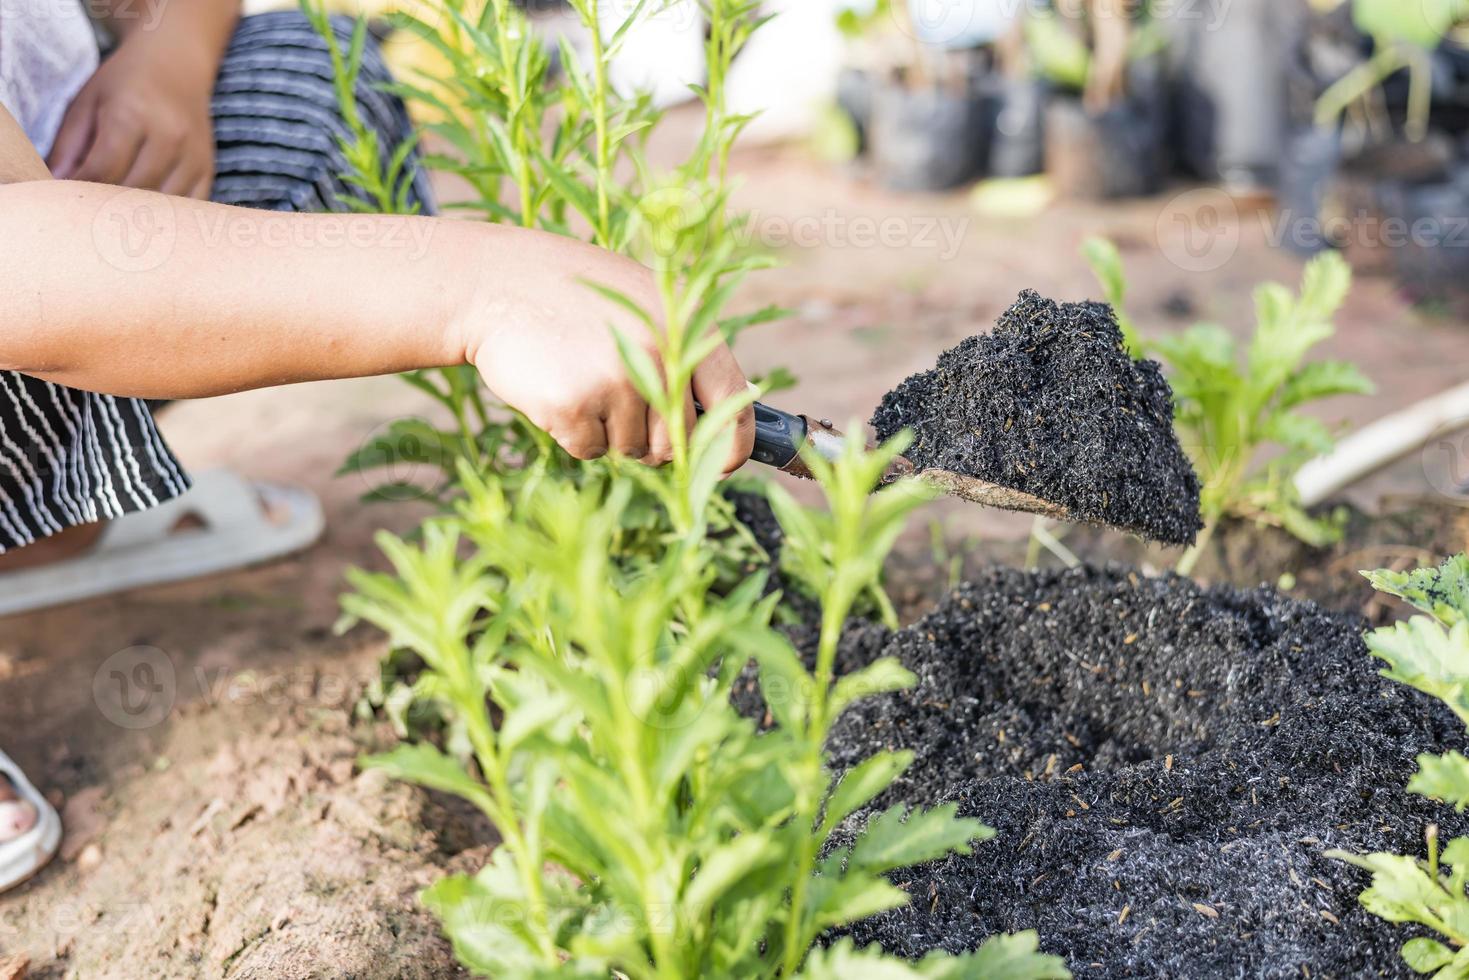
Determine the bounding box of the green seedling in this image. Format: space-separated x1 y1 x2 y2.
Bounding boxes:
320 0 1070 974
1084 239 1373 575
1315 0 1469 143
1330 554 1469 978
342 206 1066 971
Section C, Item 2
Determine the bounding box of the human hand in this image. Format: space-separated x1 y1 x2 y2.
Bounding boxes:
47 32 217 198
461 238 755 474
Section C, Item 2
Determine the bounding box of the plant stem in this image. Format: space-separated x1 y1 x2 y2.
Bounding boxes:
458 671 559 965
780 595 845 975
588 0 613 246
1315 45 1406 131
1405 43 1433 143
1175 516 1217 578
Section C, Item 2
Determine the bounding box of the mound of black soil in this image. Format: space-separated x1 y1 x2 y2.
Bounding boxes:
810 566 1463 978
870 292 1202 546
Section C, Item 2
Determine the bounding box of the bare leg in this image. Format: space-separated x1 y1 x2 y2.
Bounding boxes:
0 773 38 843
0 524 106 573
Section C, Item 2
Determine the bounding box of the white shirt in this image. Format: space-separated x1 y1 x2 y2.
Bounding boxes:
0 0 100 156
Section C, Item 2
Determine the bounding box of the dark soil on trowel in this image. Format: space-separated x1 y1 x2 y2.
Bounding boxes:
792 565 1463 978
870 291 1202 546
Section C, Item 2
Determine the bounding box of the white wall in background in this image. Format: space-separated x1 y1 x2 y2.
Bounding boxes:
907 0 1017 49
728 0 848 142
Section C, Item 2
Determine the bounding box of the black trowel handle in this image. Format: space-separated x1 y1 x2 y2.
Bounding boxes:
692 400 809 469
750 402 808 468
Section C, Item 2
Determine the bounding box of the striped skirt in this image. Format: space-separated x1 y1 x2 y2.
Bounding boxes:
0 11 431 552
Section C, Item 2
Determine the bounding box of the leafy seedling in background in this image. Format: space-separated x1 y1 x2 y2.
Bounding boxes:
1084 239 1373 575
1023 0 1166 113
1315 0 1469 142
1330 554 1469 978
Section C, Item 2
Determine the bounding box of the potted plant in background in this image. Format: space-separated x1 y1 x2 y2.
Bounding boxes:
1281 0 1469 297
856 1 996 192
1028 0 1168 199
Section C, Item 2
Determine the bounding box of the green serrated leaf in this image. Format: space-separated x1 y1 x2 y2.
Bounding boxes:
1365 554 1469 628
1402 936 1456 974
1365 617 1469 727
920 930 1073 979
1409 752 1469 810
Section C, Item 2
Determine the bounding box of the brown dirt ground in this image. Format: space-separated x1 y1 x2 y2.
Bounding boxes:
5 110 1469 977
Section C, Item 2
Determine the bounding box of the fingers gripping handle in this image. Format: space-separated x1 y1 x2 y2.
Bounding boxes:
693 400 809 470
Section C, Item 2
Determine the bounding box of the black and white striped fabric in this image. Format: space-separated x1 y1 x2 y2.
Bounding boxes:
0 11 430 552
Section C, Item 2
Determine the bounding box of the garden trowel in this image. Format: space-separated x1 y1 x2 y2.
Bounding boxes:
745 401 1072 521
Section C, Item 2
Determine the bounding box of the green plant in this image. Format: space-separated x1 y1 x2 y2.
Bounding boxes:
1084 239 1374 574
347 428 1069 977
342 192 1067 970
1315 0 1469 141
1328 554 1469 977
322 0 1068 974
1023 1 1165 107
310 0 780 585
835 0 891 39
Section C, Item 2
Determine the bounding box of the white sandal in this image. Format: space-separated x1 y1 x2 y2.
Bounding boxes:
0 750 61 894
0 470 324 617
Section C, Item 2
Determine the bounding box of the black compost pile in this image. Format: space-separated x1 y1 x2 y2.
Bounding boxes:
870 292 1202 546
804 566 1464 978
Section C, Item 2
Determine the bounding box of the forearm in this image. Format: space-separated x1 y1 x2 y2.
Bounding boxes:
101 0 240 73
0 181 528 398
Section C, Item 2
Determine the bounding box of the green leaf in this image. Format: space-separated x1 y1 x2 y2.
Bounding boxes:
1298 250 1354 322
1277 361 1375 410
920 931 1073 979
822 750 913 835
830 657 917 719
809 872 912 931
1365 617 1469 727
1354 0 1463 49
849 804 995 874
1262 412 1335 456
683 831 780 914
729 627 811 731
1409 752 1469 811
422 850 584 978
610 324 667 409
1152 323 1237 379
361 743 496 814
1365 554 1469 628
797 938 928 979
1401 937 1455 974
1081 238 1142 356
799 933 1070 980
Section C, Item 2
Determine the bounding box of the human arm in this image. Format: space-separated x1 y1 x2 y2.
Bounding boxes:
47 0 242 197
0 115 755 470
